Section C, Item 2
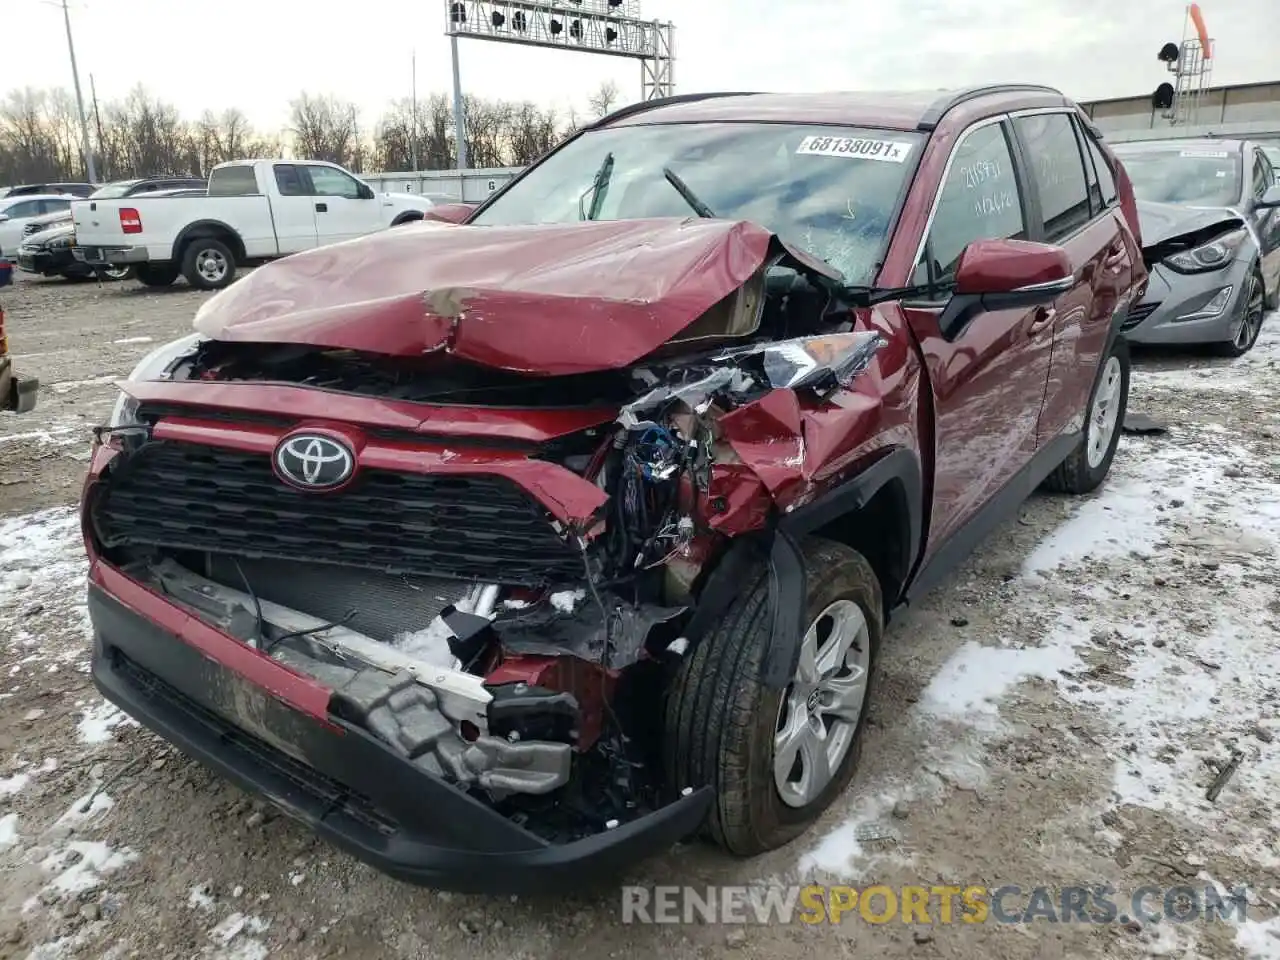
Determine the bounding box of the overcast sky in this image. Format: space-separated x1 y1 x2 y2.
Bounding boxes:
5 0 1274 135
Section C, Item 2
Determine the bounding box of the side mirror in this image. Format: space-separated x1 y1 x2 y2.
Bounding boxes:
0 214 9 224
1257 183 1280 209
357 183 375 200
423 202 474 225
939 238 1074 340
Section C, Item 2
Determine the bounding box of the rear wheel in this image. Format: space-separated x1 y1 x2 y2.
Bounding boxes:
1210 266 1266 357
1042 335 1130 495
664 537 882 855
134 264 179 287
181 238 236 290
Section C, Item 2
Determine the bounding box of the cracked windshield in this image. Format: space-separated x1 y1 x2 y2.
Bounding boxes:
470 123 924 284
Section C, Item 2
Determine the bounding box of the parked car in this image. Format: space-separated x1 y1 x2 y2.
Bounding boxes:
0 181 95 199
18 188 207 282
1109 138 1280 355
71 160 439 290
20 176 210 243
82 84 1144 893
0 194 78 258
0 260 38 413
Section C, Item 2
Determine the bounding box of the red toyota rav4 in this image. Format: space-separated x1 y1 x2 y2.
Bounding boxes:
82 85 1145 892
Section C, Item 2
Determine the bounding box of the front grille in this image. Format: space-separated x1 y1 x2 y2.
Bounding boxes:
92 440 584 586
111 649 397 835
22 223 40 237
1122 301 1160 331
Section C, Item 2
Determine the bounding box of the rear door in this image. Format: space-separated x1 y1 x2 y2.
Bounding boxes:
1009 110 1135 446
901 117 1056 550
270 164 319 253
300 164 382 245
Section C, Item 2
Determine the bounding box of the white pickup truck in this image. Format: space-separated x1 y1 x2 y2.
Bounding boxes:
70 159 442 290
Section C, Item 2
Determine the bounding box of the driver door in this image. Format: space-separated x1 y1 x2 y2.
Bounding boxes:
900 118 1056 553
300 164 383 245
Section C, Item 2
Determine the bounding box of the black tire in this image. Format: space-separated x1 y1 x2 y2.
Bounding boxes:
1042 335 1130 495
1209 265 1267 358
134 264 179 287
180 238 236 290
664 537 883 856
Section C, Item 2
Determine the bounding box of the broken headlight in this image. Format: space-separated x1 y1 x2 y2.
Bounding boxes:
717 330 885 391
106 332 206 429
1163 227 1249 274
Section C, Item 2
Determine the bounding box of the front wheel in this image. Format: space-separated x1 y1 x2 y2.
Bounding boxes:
1042 335 1130 495
664 537 882 855
96 264 134 282
1209 266 1266 358
181 239 236 290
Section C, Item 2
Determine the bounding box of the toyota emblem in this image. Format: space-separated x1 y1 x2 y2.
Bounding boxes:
273 433 355 490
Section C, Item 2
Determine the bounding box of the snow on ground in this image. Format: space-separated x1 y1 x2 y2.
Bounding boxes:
802 318 1280 953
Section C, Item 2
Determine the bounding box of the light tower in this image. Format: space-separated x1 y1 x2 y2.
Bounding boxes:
1153 3 1214 127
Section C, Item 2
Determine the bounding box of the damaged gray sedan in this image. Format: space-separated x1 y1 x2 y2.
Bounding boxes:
1111 138 1280 356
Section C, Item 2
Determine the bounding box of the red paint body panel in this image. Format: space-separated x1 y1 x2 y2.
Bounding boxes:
89 560 338 724
121 379 615 444
193 218 789 374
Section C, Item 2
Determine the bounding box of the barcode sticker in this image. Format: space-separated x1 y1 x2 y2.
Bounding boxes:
796 135 913 163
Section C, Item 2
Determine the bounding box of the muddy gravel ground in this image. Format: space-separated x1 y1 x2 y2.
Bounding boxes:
1 270 1279 960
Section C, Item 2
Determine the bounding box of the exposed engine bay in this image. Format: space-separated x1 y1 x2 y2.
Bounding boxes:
89 236 886 843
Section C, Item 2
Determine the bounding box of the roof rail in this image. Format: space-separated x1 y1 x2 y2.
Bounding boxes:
590 91 761 129
917 84 1066 131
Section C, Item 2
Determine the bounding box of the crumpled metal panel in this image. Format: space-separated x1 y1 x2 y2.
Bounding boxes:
193 217 838 375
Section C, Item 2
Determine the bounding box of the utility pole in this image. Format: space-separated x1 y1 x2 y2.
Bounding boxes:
89 73 105 176
450 35 468 169
60 0 97 182
411 51 418 173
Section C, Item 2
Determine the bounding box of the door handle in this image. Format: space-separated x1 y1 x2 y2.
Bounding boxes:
315 202 328 213
1028 306 1056 335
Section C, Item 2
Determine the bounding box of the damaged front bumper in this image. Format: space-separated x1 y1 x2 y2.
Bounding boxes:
1121 259 1253 345
88 561 713 894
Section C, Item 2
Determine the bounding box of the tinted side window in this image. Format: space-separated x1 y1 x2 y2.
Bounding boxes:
1259 150 1277 190
3 200 42 218
1014 113 1091 242
208 165 260 197
1252 152 1271 199
39 199 71 215
274 164 305 196
1082 130 1118 209
917 123 1026 287
305 166 363 199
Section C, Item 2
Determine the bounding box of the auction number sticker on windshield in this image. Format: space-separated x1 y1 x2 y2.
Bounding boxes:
1179 149 1229 158
796 135 913 163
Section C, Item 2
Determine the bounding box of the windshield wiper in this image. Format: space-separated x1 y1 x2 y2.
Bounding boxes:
840 281 953 306
579 152 615 220
662 166 716 218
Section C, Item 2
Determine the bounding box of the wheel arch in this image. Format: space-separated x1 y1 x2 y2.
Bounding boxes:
391 210 425 226
758 448 923 689
174 220 245 263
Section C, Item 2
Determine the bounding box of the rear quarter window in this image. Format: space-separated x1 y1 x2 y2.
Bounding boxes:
208 165 261 197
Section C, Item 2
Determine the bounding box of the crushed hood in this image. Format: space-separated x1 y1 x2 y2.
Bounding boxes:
1136 199 1244 249
193 217 838 375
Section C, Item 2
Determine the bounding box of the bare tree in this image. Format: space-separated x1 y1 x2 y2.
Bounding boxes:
0 83 578 186
587 79 621 118
288 93 362 169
